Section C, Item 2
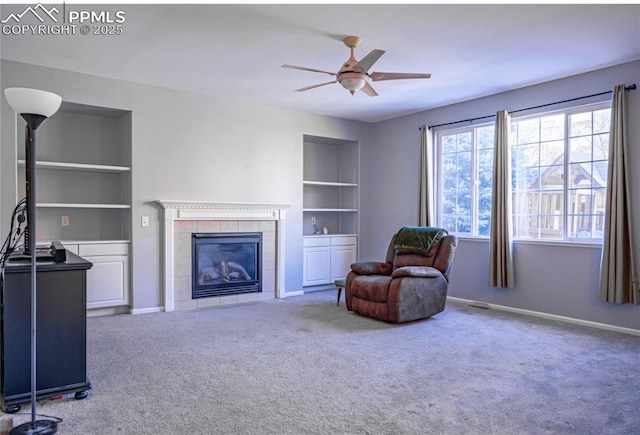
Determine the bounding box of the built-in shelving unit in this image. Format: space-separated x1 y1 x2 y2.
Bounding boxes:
15 101 132 311
302 134 359 289
302 135 359 236
16 102 132 242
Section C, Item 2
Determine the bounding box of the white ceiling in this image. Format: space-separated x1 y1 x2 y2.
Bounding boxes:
1 3 639 123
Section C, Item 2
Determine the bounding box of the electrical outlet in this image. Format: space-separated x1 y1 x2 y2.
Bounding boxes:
141 216 150 227
61 216 69 227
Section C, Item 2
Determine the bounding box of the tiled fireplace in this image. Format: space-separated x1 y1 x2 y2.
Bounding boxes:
156 201 290 312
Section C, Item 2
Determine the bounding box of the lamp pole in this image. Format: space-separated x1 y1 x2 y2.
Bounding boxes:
4 88 62 435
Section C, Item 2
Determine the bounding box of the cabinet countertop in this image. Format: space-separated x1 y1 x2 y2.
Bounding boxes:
303 234 357 238
4 251 93 273
56 240 130 245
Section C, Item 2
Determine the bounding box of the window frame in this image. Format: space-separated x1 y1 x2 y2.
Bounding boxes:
435 100 612 244
435 122 495 237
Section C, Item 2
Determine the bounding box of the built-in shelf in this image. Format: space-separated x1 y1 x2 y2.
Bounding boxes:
303 208 358 212
37 203 131 209
302 135 359 238
303 181 358 187
303 234 358 238
56 239 131 245
18 160 130 173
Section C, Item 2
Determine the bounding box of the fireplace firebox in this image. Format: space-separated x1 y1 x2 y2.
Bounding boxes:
192 232 262 299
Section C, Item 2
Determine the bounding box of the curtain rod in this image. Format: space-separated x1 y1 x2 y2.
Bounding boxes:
422 83 636 130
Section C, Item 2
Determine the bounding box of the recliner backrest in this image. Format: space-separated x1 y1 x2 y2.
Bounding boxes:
433 235 457 281
386 232 457 281
385 233 398 264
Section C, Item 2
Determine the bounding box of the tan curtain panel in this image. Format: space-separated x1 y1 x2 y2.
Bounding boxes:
489 110 515 288
419 125 434 226
598 85 639 304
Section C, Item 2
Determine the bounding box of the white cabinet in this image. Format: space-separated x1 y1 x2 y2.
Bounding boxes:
303 235 357 287
64 242 129 309
303 245 331 286
330 237 357 282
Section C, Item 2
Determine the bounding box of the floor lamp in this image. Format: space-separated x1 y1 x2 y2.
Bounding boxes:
4 87 62 435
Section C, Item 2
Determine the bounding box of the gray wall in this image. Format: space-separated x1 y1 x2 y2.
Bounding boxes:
365 60 640 330
2 58 638 331
0 60 372 310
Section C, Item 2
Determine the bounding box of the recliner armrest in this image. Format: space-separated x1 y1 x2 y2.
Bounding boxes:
391 266 442 279
350 261 393 276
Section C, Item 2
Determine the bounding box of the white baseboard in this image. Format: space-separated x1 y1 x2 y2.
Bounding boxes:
447 296 640 337
87 305 130 317
130 306 165 315
281 290 304 298
302 284 337 292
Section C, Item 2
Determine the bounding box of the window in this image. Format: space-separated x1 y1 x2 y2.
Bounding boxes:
511 105 610 241
436 103 610 242
438 125 494 236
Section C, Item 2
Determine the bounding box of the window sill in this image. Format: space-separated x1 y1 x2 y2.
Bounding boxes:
454 235 602 249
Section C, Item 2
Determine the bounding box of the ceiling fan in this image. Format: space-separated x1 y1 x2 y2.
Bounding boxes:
282 36 431 97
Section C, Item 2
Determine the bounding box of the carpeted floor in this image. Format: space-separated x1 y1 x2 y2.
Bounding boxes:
5 290 640 434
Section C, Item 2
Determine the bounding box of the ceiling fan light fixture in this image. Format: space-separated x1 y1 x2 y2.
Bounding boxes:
339 73 366 93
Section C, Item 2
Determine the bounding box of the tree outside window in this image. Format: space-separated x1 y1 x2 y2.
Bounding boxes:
439 125 494 236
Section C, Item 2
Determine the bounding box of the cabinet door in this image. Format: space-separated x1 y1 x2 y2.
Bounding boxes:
85 255 129 308
331 244 357 281
2 267 88 399
303 246 331 286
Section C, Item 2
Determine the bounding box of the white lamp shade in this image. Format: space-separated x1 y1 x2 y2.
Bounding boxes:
4 87 62 117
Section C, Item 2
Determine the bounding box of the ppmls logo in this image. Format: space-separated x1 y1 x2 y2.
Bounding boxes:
1 3 58 23
2 3 126 36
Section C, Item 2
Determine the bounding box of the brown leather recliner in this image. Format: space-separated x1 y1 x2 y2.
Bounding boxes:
345 227 457 323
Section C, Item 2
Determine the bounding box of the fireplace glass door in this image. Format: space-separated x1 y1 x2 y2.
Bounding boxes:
192 232 262 298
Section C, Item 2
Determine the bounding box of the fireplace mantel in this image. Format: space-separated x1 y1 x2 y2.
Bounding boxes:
157 200 291 311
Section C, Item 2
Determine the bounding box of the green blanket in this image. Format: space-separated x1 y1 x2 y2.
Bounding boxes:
393 226 447 255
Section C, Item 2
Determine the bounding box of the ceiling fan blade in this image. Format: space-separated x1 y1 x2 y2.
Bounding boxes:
282 64 336 76
369 72 431 81
295 80 338 92
360 81 378 97
353 49 385 73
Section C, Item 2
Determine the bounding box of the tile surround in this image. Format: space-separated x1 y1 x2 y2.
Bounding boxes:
173 220 277 311
156 201 290 312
